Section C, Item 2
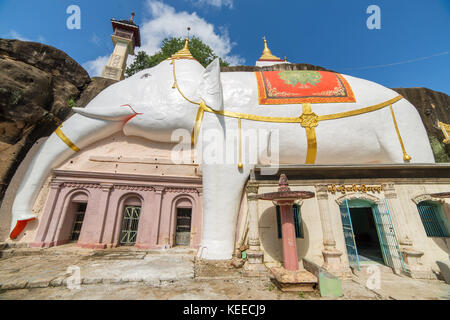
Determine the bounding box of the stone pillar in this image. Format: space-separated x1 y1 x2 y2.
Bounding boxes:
243 184 267 276
279 200 299 271
382 183 434 279
78 184 113 249
30 181 62 248
316 184 351 278
152 186 165 247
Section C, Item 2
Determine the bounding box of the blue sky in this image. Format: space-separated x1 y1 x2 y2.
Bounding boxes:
1 0 449 94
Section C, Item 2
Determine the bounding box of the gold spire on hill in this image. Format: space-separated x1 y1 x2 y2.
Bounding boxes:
171 37 195 60
259 37 283 61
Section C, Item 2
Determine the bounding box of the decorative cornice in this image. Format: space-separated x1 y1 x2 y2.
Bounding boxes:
165 187 199 194
315 184 329 200
63 183 102 189
52 170 202 185
246 184 259 195
411 194 445 205
335 192 380 205
114 185 154 192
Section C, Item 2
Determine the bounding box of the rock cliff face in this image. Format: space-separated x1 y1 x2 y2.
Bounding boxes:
392 87 450 161
0 39 116 205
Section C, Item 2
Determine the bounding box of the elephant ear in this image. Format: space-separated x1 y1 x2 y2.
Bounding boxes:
198 58 223 110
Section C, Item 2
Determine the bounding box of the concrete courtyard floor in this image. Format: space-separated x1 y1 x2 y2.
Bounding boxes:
0 244 448 300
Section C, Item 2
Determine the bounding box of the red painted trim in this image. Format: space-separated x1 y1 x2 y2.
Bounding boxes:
258 59 286 62
9 218 36 239
121 104 143 125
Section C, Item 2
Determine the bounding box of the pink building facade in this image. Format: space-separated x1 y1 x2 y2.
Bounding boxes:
30 170 203 250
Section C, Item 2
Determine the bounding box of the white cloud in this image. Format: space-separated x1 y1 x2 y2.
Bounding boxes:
139 0 243 64
83 0 244 77
91 33 101 46
82 55 109 78
4 30 31 41
191 0 234 9
3 30 46 44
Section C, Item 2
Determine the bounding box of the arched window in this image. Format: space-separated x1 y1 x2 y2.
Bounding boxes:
416 201 449 238
275 204 303 239
120 196 142 246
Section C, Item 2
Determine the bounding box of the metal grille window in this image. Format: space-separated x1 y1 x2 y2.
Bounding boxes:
417 201 449 238
70 203 87 241
175 208 192 246
276 204 303 239
120 206 141 245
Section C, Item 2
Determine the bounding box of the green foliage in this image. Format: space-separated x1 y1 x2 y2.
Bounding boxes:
1 88 23 105
67 98 77 108
429 135 450 163
125 36 230 78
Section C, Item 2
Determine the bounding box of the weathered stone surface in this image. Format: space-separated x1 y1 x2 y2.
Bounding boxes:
0 39 90 89
76 77 117 109
392 87 450 160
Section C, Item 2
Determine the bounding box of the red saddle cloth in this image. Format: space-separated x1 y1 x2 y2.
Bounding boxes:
255 70 356 105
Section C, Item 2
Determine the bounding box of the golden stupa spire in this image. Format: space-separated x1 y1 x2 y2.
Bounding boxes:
171 37 195 60
259 37 283 61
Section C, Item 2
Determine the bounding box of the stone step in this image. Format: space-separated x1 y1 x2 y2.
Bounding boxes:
270 267 318 292
354 263 394 276
0 244 197 260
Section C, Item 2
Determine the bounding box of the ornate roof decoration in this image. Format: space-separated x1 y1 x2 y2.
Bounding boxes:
171 37 195 60
258 37 285 62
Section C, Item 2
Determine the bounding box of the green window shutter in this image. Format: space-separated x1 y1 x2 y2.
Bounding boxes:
417 202 449 238
293 204 304 238
276 205 304 239
276 205 282 239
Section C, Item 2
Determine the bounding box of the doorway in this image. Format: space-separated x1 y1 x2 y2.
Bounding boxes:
349 207 384 265
120 206 141 246
340 198 406 273
69 203 87 242
175 208 192 246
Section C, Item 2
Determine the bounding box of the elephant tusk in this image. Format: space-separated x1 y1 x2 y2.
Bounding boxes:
73 105 138 121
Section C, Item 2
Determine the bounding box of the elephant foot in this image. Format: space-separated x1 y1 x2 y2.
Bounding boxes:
197 240 234 260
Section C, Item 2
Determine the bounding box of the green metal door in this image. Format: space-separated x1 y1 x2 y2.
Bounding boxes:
339 199 360 270
371 199 406 273
120 206 141 246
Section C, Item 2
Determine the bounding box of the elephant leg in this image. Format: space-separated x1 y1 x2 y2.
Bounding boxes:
198 163 250 260
10 114 124 239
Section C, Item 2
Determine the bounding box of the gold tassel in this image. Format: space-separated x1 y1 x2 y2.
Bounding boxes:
238 118 243 169
389 105 412 161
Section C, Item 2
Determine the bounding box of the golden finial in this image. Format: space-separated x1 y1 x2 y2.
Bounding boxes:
171 37 195 60
259 37 283 61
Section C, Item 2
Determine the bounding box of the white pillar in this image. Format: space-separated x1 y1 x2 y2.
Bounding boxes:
243 184 267 276
316 184 351 279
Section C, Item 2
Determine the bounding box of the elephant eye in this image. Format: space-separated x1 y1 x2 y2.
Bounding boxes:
141 73 151 79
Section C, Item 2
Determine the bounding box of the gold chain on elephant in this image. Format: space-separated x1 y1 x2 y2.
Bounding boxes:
169 58 411 166
53 59 412 167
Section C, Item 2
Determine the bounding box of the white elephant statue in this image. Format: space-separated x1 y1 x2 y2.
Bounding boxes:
9 55 434 260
